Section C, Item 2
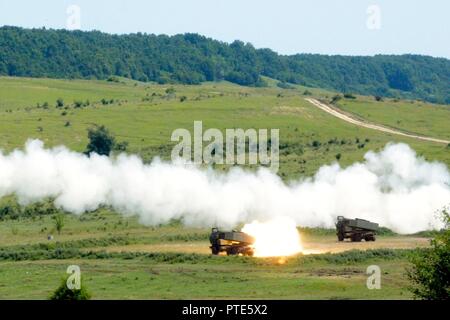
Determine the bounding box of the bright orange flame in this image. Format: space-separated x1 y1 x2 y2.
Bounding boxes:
242 217 303 257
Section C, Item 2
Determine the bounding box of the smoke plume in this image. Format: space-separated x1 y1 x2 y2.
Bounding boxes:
0 140 449 234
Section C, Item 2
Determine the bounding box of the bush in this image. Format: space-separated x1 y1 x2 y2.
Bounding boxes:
107 76 120 82
50 276 91 300
23 200 57 217
165 87 176 95
377 227 396 236
56 98 64 107
330 94 342 104
343 93 356 99
114 140 129 152
0 201 21 220
85 125 116 156
73 100 83 108
407 208 450 300
53 214 65 234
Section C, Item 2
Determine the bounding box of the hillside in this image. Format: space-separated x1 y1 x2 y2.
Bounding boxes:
0 77 449 179
1 26 449 104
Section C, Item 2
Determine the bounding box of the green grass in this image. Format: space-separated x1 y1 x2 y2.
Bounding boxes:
337 96 450 141
0 207 427 299
0 76 446 299
0 77 449 179
0 253 414 299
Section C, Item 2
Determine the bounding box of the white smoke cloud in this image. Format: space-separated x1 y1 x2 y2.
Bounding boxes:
0 140 449 234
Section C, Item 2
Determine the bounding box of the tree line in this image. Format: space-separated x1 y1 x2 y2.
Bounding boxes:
0 26 449 104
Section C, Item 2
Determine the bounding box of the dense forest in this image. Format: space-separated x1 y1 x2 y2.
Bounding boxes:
0 26 449 104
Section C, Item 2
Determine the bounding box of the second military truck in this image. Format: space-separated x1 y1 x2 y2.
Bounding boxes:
335 216 379 242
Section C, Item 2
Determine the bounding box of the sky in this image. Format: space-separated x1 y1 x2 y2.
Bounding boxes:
0 0 449 58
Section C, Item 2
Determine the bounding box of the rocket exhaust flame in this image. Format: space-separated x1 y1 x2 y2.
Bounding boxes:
242 218 303 257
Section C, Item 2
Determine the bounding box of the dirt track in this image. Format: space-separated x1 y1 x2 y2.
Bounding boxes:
305 98 450 144
91 236 430 256
300 235 430 254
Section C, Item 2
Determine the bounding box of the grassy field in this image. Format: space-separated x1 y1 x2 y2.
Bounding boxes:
0 76 447 299
0 77 449 178
0 209 428 299
0 256 415 299
337 96 450 141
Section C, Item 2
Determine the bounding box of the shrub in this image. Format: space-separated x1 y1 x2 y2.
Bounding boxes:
377 227 396 236
56 98 64 107
407 208 450 300
23 200 57 217
53 214 65 234
330 94 342 104
335 153 341 160
343 93 356 99
85 125 116 156
165 87 176 95
114 140 129 152
107 76 120 83
50 276 91 300
0 201 21 220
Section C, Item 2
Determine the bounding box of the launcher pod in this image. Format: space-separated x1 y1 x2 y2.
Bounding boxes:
335 216 379 242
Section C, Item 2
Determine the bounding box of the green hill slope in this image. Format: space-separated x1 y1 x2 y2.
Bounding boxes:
0 77 448 179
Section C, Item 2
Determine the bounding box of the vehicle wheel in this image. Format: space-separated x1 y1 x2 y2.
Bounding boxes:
245 248 254 257
211 246 219 255
352 234 362 242
338 234 344 241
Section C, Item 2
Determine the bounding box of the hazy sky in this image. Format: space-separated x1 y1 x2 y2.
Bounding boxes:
0 0 449 58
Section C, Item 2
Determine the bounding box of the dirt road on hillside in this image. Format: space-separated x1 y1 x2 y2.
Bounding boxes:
305 98 450 144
